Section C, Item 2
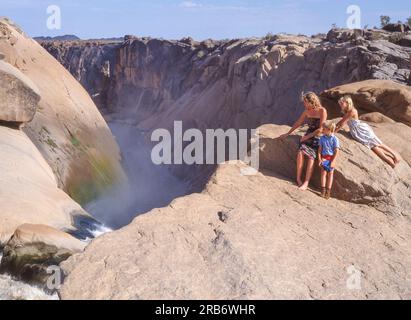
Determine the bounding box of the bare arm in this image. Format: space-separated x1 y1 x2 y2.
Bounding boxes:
336 111 353 133
301 108 327 142
280 111 307 138
331 148 339 168
318 145 323 167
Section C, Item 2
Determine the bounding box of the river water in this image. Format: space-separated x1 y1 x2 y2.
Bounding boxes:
0 122 188 300
0 253 58 300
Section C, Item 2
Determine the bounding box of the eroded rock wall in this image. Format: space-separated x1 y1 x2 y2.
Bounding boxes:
41 29 411 131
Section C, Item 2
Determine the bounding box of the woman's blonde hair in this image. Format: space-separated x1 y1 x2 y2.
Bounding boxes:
323 121 336 134
338 95 355 113
302 92 321 109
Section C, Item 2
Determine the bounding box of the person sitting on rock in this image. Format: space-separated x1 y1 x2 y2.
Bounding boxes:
280 92 327 190
318 121 340 199
336 95 401 168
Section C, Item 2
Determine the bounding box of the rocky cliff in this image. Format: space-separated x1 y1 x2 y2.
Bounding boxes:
1 19 410 298
37 27 411 299
41 28 411 132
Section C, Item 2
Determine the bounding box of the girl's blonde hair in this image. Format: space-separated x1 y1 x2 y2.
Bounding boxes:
338 95 355 113
323 121 336 134
302 92 321 109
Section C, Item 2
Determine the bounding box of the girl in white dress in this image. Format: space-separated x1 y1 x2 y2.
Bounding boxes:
336 95 401 168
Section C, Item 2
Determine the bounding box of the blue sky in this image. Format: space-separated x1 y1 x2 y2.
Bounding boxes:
2 0 411 40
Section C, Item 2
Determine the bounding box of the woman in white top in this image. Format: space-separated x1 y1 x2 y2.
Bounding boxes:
336 95 401 168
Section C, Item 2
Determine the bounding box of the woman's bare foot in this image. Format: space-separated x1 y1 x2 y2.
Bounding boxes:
390 162 397 169
394 156 401 165
297 179 303 187
299 181 309 191
388 157 398 169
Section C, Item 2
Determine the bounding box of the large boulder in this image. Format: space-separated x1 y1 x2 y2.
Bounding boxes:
320 80 411 126
0 224 85 287
0 60 40 123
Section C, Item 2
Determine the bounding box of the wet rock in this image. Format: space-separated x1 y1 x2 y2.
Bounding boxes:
0 224 85 287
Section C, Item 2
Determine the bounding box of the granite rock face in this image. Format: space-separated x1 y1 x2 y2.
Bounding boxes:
0 125 90 246
0 19 124 284
20 27 411 300
49 31 411 299
41 28 411 130
0 18 125 205
60 147 411 299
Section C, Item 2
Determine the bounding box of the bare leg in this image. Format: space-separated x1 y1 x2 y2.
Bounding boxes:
372 146 396 168
327 171 334 190
296 151 304 187
299 158 314 191
320 169 327 197
320 169 327 189
379 144 401 164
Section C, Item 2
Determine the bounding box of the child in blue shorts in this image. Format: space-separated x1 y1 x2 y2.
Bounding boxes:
318 122 340 199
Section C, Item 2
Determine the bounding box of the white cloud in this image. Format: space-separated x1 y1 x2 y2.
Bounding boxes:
179 1 203 8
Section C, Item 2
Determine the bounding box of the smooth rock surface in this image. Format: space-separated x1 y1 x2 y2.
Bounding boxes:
59 124 411 300
0 18 125 204
0 60 40 123
0 125 89 246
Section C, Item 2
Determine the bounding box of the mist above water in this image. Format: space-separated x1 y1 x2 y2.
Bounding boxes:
85 121 189 229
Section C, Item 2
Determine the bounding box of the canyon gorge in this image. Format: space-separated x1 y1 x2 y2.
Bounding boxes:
0 17 410 299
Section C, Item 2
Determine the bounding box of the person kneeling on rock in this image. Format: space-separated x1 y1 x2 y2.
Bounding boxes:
318 122 340 200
